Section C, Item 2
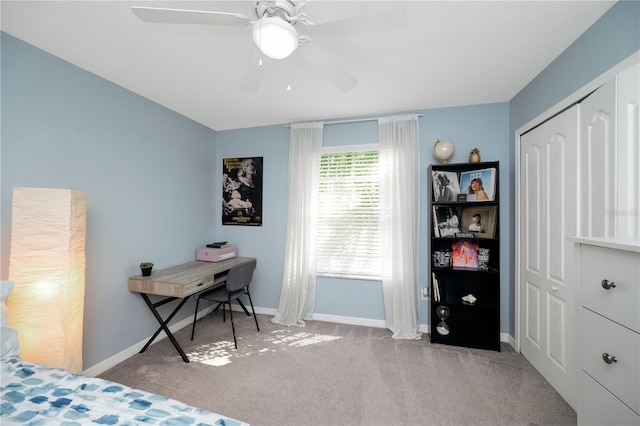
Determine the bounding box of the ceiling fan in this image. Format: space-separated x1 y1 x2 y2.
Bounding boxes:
131 0 358 92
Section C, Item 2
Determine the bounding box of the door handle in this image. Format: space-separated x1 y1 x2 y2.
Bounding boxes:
601 279 616 290
602 353 618 365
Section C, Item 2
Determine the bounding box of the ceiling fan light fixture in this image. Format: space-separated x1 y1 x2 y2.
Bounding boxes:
252 16 299 59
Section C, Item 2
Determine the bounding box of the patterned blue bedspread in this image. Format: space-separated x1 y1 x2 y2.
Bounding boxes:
0 356 248 425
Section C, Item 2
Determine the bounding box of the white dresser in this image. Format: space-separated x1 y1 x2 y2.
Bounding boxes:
573 237 640 426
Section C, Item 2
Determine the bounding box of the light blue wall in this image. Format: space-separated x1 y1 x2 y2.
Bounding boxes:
420 104 510 329
510 1 639 128
212 124 290 310
1 33 218 369
508 1 640 333
215 103 510 329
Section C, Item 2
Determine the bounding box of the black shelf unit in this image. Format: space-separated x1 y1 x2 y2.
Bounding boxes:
429 161 500 351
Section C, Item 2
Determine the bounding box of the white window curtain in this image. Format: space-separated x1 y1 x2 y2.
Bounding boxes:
378 114 422 339
271 121 324 326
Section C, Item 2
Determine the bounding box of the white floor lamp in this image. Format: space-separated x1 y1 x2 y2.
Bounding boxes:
7 187 87 374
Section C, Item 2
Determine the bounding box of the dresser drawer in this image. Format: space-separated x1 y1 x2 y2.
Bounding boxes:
581 372 640 426
582 308 640 414
581 244 640 333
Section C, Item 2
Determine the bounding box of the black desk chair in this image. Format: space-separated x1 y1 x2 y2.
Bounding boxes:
190 259 259 348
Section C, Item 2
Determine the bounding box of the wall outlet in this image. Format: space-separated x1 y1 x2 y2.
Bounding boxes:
421 286 430 300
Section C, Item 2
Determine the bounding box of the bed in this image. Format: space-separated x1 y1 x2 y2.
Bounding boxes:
0 281 248 425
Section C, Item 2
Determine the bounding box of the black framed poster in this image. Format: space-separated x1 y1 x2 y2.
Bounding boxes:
222 157 263 226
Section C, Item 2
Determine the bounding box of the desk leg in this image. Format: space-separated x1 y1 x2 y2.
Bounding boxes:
139 293 191 363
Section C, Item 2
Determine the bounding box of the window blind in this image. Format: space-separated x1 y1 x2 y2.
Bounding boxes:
317 149 381 279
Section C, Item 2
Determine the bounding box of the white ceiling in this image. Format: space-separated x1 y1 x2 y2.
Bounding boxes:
1 1 616 131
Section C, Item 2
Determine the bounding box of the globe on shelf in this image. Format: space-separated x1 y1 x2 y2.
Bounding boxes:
433 139 455 163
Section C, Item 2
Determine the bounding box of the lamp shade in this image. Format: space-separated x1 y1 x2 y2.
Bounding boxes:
8 187 87 374
252 16 299 59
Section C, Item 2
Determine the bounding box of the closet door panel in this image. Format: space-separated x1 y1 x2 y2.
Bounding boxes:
525 145 542 274
546 132 571 373
579 79 616 237
616 63 640 238
522 143 543 350
547 134 567 283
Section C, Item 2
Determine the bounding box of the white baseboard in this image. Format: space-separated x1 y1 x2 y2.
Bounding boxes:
84 307 514 376
311 312 388 329
503 333 515 349
83 305 213 377
83 305 275 377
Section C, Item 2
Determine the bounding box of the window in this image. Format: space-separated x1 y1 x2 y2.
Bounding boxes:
316 146 381 279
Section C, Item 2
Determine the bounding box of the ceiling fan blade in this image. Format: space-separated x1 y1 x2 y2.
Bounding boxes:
131 6 252 27
297 1 358 26
240 49 266 91
297 37 357 92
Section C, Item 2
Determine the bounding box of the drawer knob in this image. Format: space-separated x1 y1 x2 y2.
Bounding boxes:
602 353 618 364
600 279 616 290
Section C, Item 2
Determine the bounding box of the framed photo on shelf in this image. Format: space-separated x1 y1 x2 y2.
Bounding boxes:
433 206 460 238
431 170 460 202
460 205 497 238
459 168 496 201
452 239 479 269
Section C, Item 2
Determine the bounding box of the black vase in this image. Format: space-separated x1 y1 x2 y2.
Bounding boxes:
141 267 152 277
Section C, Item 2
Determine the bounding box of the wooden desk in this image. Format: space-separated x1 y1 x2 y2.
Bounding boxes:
129 257 256 362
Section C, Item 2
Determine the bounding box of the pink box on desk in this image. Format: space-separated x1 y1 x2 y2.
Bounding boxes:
196 246 237 262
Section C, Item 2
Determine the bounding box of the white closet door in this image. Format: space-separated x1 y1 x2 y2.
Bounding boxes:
578 78 616 237
578 63 639 239
614 62 639 238
519 105 578 410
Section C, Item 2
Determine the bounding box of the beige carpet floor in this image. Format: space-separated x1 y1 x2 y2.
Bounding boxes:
99 312 576 426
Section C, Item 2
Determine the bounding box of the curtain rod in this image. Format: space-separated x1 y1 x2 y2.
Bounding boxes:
287 114 423 127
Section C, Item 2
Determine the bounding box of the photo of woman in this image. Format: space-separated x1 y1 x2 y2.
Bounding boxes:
460 205 497 238
459 168 496 201
467 178 489 201
222 157 263 226
432 170 460 202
